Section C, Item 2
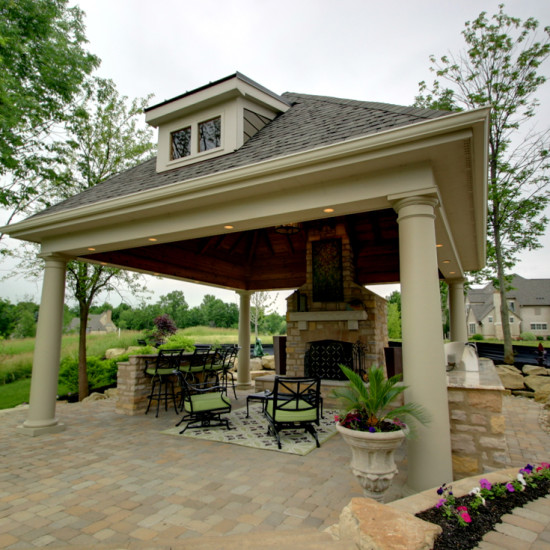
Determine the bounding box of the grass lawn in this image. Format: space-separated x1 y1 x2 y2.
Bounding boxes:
0 327 276 410
0 378 70 410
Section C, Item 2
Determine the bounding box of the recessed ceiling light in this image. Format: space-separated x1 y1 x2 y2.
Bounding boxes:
148 237 157 242
443 260 451 264
450 271 456 275
323 208 335 213
87 247 95 251
436 244 443 248
224 225 234 230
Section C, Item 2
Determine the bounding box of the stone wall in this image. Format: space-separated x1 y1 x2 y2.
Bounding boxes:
448 386 508 478
285 221 388 377
116 355 152 415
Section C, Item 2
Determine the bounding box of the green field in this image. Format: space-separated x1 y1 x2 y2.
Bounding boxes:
0 327 272 410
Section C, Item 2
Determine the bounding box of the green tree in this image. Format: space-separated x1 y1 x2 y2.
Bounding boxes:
415 5 550 363
156 291 189 327
251 291 277 338
387 302 402 340
12 300 38 338
0 298 15 338
0 0 98 243
16 78 155 398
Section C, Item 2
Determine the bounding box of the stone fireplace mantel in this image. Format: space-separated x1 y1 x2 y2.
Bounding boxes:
288 310 367 331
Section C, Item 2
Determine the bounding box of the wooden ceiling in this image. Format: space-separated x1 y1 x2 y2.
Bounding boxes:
83 209 400 291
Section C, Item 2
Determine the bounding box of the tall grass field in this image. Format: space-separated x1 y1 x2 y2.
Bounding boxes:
0 328 273 410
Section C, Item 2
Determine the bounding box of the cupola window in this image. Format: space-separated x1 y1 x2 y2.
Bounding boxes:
199 116 221 152
171 126 191 159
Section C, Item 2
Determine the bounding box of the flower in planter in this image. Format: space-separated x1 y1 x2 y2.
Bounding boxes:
332 364 431 436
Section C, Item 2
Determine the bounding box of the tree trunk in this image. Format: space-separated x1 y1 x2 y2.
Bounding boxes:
78 304 90 400
494 229 514 364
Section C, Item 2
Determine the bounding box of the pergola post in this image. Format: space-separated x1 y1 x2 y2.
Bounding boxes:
18 253 67 436
392 195 453 493
448 278 468 342
236 290 252 388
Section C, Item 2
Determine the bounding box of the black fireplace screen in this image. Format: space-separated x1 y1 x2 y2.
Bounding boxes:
304 340 366 380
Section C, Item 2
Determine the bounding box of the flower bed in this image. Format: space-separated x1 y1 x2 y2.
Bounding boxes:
415 463 550 549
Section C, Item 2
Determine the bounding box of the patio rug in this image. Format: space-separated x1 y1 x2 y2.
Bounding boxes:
161 405 339 455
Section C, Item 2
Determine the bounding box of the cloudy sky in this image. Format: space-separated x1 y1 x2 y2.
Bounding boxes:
2 0 549 313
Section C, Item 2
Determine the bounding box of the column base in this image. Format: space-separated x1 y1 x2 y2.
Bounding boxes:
236 381 253 389
17 422 66 437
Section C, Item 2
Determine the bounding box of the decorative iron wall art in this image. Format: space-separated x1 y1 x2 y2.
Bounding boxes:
312 238 343 302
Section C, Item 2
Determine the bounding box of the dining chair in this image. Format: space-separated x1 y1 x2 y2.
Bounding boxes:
264 376 322 449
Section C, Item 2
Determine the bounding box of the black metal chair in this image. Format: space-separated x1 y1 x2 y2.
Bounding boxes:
144 349 184 417
218 345 239 399
174 362 232 434
264 376 322 449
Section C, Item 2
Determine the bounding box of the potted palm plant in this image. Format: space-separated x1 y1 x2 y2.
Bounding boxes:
333 364 431 501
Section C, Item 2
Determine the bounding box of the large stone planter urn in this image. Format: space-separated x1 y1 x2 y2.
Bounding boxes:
336 423 406 502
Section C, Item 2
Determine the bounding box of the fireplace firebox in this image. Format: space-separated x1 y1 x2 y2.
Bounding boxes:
304 340 366 380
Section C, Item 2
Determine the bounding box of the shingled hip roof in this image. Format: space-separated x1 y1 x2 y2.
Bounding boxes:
33 93 452 218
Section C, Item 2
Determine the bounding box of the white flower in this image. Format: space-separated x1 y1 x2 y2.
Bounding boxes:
517 473 527 487
469 486 485 505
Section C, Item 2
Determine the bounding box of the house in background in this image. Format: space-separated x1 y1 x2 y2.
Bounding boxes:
466 275 550 339
68 310 117 334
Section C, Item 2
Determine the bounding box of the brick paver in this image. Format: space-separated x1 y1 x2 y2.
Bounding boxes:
1 392 549 548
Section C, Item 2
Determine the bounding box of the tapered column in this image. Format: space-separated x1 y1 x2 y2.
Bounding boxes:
236 290 252 388
18 254 67 436
448 278 468 342
392 195 453 492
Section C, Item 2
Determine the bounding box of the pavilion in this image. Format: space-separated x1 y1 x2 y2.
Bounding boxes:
1 73 489 494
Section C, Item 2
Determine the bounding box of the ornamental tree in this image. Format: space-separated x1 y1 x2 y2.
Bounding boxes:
0 0 99 241
415 5 550 363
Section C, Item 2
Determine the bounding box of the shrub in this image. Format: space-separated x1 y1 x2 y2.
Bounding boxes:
537 336 544 341
520 332 536 341
158 333 195 351
470 333 484 341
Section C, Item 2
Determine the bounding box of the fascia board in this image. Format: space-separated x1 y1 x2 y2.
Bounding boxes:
2 107 489 241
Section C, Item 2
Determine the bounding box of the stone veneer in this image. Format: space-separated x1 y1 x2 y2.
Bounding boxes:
285 221 388 378
443 358 509 478
116 355 154 415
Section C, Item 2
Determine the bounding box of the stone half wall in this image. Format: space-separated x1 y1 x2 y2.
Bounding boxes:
284 220 388 377
448 386 509 478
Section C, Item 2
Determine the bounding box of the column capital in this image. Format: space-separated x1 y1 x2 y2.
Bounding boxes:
235 289 253 297
390 194 439 216
37 252 71 265
446 277 466 286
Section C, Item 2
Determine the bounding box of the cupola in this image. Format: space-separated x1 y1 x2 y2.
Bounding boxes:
145 72 290 173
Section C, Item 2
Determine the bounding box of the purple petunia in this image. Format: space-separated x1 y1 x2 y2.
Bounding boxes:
368 427 376 433
479 478 492 490
506 483 515 492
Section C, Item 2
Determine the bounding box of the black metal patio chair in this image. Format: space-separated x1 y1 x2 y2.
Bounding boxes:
264 376 322 449
144 349 184 417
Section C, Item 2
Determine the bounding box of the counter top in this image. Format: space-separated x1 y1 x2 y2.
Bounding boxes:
446 357 504 391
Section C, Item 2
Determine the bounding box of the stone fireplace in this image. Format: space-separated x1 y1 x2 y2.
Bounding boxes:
285 219 388 379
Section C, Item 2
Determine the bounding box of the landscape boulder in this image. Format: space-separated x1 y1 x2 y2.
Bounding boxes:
105 348 127 359
535 386 550 403
524 375 550 393
261 355 275 370
522 365 549 376
82 392 107 403
495 365 525 390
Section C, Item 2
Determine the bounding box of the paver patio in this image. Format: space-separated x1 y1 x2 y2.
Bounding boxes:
0 390 548 549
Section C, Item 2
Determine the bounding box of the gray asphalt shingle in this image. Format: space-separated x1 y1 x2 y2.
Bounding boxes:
34 92 451 218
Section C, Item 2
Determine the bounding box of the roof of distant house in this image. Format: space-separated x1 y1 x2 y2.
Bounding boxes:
467 275 550 321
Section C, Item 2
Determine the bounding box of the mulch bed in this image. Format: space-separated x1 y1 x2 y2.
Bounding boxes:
415 479 550 550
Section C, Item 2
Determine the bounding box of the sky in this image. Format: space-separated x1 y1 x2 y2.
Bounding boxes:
1 0 550 314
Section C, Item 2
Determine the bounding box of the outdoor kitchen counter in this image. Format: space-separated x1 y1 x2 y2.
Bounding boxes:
446 357 504 391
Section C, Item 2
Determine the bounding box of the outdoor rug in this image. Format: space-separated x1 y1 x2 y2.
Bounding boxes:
161 405 339 455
